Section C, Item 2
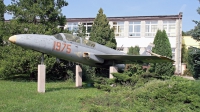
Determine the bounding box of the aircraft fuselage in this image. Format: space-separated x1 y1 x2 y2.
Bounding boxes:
9 33 125 69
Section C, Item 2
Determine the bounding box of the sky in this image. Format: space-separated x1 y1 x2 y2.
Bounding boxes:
4 0 200 31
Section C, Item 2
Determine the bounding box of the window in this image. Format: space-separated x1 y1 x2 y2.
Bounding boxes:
171 48 176 53
83 22 93 37
66 22 78 32
129 21 141 37
163 20 176 37
54 34 63 41
145 21 158 37
172 54 175 60
171 48 175 60
113 22 124 37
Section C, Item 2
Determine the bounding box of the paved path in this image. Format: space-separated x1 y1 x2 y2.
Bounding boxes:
180 76 195 80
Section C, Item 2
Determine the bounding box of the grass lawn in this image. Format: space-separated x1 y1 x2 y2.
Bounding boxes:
0 80 104 112
1 76 200 111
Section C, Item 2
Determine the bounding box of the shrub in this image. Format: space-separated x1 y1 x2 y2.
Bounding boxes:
183 69 193 76
93 77 114 92
81 76 200 111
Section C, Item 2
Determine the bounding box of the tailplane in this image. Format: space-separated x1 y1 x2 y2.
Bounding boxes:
141 43 155 56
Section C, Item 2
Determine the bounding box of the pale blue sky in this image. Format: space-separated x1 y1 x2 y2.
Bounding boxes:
4 0 200 31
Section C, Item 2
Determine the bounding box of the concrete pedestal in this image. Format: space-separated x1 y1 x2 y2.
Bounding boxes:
76 65 82 87
181 63 187 75
37 65 46 93
109 66 118 79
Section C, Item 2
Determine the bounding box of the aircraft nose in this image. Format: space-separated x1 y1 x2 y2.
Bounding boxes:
9 35 16 43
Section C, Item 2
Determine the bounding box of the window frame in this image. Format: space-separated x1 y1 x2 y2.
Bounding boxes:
145 21 158 37
83 22 93 37
163 20 176 37
129 21 141 37
113 21 124 37
66 22 78 33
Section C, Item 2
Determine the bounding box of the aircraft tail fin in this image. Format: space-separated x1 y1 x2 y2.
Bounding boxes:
141 43 155 56
145 44 174 61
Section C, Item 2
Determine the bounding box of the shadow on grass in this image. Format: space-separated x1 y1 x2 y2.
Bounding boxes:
3 74 71 82
4 75 37 82
46 87 81 92
46 83 95 92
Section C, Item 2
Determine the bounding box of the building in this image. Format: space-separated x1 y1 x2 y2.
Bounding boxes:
181 36 200 75
183 36 200 49
65 13 183 74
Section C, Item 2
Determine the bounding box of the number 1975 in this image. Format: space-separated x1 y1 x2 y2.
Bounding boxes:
53 41 71 54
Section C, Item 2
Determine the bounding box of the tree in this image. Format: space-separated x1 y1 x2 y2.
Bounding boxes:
187 47 200 79
125 46 145 75
89 8 117 49
191 0 200 41
0 0 5 21
181 38 188 63
0 0 5 46
88 8 116 79
191 22 200 41
182 31 187 36
6 0 68 35
187 0 200 79
149 30 174 76
127 46 140 55
76 23 86 38
182 30 193 36
0 21 4 46
0 0 70 80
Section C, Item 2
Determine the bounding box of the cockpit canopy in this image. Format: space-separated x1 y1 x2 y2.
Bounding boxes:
54 33 95 48
63 33 81 43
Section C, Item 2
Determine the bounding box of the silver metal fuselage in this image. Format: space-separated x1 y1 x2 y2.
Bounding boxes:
11 34 125 69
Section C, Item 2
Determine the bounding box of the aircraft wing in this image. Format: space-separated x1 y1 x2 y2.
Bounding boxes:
95 54 174 64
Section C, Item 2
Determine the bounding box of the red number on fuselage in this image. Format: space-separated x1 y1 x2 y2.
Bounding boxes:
67 44 71 54
61 43 67 52
56 42 61 51
53 41 71 54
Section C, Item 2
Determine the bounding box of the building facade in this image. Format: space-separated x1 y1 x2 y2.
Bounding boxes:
183 36 200 49
65 13 183 74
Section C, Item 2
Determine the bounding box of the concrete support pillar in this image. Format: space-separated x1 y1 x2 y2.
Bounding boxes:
124 21 129 38
141 21 145 37
109 66 118 79
76 65 82 87
181 63 187 75
37 65 46 93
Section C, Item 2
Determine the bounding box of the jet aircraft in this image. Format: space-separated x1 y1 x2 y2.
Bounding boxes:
8 33 174 71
